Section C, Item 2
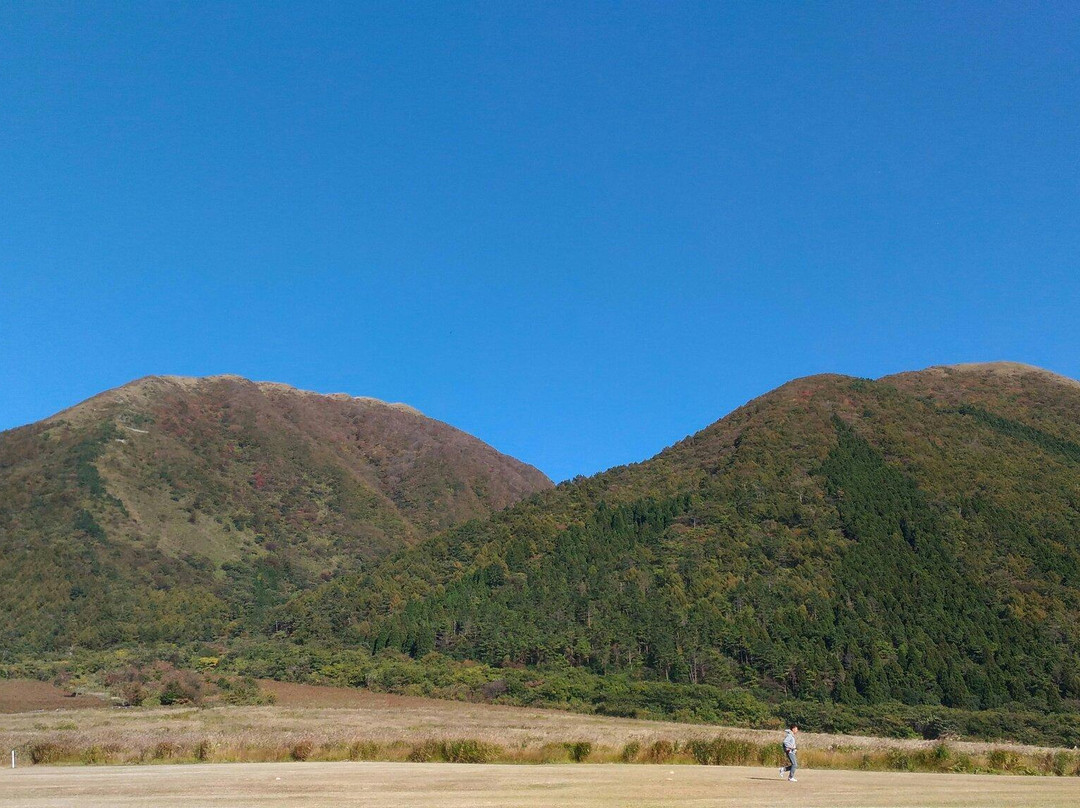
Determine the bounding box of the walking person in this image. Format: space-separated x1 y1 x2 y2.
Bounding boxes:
779 724 799 782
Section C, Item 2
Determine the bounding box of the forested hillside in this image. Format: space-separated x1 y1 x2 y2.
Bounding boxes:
0 375 551 654
6 363 1079 745
281 363 1080 718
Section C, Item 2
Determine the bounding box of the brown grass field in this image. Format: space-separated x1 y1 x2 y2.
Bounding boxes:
2 677 1079 806
0 679 108 712
1 679 1071 762
4 761 1080 807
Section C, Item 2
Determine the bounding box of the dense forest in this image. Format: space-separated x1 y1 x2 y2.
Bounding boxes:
278 364 1080 739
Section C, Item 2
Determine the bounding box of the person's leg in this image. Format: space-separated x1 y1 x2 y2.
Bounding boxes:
787 750 798 780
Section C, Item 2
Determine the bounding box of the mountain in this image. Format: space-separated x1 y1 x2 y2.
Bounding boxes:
0 375 551 653
281 362 1080 716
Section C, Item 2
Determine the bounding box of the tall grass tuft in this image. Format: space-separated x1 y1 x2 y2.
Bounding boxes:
81 744 121 765
643 740 675 763
195 739 214 762
406 738 500 763
407 740 443 762
442 739 500 763
348 740 380 761
28 742 72 765
687 736 756 766
564 741 592 762
151 741 181 760
289 740 314 761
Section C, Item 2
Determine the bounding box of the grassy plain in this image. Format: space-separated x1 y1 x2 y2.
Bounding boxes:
1 679 1075 774
4 761 1080 808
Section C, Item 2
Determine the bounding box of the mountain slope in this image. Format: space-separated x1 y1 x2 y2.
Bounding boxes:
281 363 1080 715
0 375 551 653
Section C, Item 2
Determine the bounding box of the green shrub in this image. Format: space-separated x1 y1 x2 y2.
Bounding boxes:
159 670 202 705
619 741 641 763
757 742 786 766
217 675 276 706
565 741 592 762
948 751 975 773
884 749 914 772
987 749 1020 772
919 713 958 740
596 702 640 718
687 739 712 765
1047 751 1076 776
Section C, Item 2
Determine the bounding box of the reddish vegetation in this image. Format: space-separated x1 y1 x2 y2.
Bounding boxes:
257 680 436 709
0 373 553 651
55 374 554 549
0 680 109 713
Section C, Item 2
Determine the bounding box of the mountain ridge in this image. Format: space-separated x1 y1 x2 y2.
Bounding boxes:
40 374 428 426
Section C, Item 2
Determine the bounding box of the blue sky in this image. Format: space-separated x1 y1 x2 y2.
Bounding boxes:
2 3 1078 482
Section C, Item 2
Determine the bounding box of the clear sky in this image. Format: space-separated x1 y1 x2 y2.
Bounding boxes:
2 3 1078 482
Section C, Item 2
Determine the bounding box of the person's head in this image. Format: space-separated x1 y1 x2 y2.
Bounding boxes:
789 724 798 733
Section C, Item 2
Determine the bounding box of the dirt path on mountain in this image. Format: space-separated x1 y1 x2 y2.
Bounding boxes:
4 761 1079 808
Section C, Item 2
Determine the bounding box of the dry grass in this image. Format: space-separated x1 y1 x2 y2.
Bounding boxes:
5 761 1080 808
2 679 1078 776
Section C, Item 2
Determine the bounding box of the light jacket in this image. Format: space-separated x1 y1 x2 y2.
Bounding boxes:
783 730 797 752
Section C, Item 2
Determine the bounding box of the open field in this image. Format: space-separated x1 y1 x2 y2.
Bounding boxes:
4 761 1080 808
2 679 1078 775
1 679 1069 753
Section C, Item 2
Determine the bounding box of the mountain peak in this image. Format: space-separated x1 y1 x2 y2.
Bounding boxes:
3 373 551 651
